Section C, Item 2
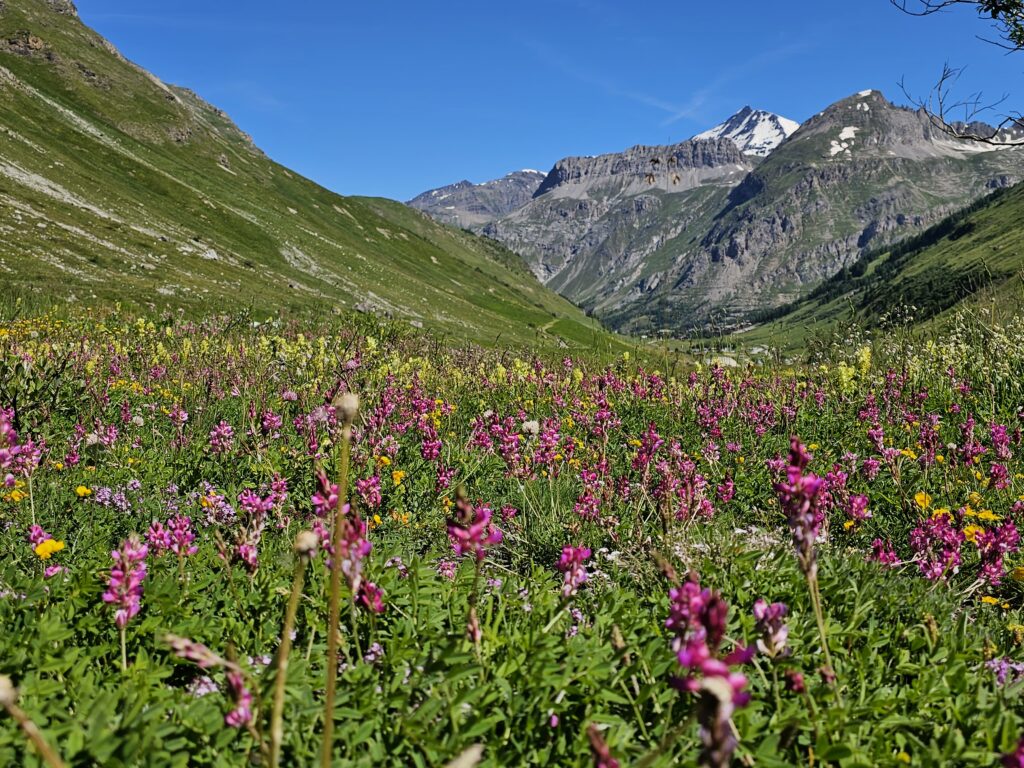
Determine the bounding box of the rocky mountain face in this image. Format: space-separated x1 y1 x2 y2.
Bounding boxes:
482 138 750 304
406 169 546 228
619 90 1024 332
413 94 1024 333
692 106 799 157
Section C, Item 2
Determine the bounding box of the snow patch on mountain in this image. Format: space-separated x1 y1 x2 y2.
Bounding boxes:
693 107 801 157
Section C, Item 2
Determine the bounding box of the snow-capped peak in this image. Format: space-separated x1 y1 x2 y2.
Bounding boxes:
693 106 801 157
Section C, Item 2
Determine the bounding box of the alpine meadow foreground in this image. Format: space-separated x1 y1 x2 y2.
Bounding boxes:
2 309 1024 766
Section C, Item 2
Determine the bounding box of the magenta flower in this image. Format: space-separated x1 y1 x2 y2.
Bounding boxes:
208 421 234 454
976 521 1020 585
586 724 620 768
28 525 51 547
102 535 148 628
311 472 339 515
447 497 502 561
357 581 385 613
356 475 382 509
869 538 900 567
752 599 789 659
437 559 458 580
556 545 591 597
224 670 254 728
665 574 752 768
1003 739 1024 768
774 437 825 578
909 515 964 581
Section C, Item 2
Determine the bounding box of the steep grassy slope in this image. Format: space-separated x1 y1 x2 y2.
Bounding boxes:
734 181 1024 350
0 0 616 350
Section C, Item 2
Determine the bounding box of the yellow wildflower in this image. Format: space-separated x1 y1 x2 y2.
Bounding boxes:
964 525 984 543
75 485 92 498
8 489 27 503
981 595 1000 605
392 470 406 486
914 491 932 510
34 539 65 559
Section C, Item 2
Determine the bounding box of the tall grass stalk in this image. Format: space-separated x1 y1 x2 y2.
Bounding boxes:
321 393 358 768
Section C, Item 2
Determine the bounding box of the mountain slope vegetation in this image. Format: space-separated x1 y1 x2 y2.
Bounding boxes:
0 0 615 350
735 180 1024 349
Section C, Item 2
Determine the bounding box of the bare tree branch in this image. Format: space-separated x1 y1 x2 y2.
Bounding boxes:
899 63 1024 145
893 2 1024 144
891 0 1024 51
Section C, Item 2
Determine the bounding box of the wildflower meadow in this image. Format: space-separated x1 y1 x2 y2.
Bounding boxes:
2 310 1024 766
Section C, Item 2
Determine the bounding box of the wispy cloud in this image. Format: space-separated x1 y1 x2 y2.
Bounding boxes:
522 36 817 129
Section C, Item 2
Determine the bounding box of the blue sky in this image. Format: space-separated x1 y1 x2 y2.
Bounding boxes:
77 1 1023 200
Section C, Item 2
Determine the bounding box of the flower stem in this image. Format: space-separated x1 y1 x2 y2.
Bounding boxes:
2 699 66 768
270 554 307 768
321 410 353 768
119 626 127 673
807 572 843 708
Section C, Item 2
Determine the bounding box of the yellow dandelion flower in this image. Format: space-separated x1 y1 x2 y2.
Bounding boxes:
75 485 92 498
34 539 65 560
914 491 932 510
978 509 1002 522
981 595 1000 605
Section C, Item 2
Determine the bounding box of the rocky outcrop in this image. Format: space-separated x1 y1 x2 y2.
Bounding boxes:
45 0 76 15
482 138 751 305
407 170 547 228
533 138 747 198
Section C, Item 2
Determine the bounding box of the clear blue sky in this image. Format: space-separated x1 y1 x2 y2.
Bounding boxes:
76 1 1023 201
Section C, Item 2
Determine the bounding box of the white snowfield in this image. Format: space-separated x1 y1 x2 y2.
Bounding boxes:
693 108 801 157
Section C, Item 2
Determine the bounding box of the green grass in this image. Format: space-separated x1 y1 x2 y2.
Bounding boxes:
0 0 628 352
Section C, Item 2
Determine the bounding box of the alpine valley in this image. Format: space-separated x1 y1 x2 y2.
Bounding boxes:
0 0 619 350
409 93 1024 334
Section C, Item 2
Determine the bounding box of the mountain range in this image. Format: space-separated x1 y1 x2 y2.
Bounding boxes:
0 0 619 350
410 92 1024 334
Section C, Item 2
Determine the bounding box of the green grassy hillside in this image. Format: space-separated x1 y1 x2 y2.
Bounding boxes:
733 181 1024 351
0 0 619 350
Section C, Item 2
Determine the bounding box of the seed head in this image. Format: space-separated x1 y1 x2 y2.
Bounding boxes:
333 392 359 426
294 530 319 560
0 675 16 708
